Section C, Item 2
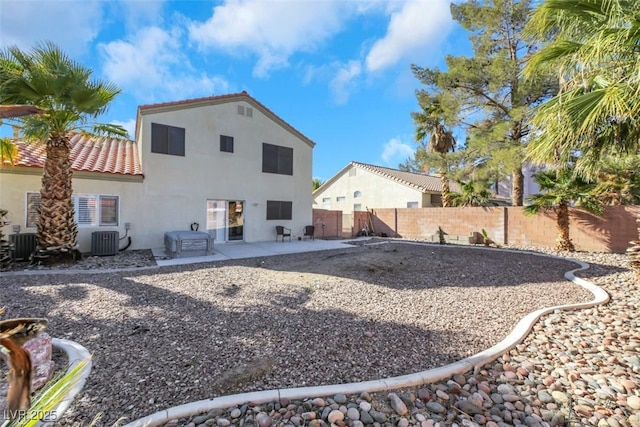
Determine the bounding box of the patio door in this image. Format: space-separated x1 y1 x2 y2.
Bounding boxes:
206 200 244 242
227 201 243 241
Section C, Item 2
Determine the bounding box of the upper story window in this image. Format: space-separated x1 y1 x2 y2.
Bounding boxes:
336 196 346 202
220 135 234 153
151 123 185 156
407 201 419 208
262 143 293 175
26 192 119 228
353 191 362 198
322 197 331 209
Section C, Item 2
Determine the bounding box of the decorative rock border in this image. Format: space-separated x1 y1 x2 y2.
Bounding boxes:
124 245 609 427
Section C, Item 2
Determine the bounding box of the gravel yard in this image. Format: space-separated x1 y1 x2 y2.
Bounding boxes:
0 242 594 426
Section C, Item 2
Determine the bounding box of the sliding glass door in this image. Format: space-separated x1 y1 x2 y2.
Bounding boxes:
206 200 244 242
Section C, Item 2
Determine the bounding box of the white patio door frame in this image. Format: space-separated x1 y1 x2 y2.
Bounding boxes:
206 200 245 242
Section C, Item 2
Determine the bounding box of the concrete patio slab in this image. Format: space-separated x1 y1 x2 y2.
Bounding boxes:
153 238 361 267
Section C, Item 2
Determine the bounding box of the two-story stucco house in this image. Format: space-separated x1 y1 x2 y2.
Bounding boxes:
0 92 315 253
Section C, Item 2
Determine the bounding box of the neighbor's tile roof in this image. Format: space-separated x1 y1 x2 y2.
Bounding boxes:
4 134 142 176
352 161 461 193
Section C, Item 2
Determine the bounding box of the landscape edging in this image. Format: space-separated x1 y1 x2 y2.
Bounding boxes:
42 338 93 426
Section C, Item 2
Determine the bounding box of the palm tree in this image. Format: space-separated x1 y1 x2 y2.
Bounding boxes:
412 99 457 207
524 0 640 267
450 179 491 207
591 155 640 206
0 42 126 263
524 0 640 169
0 105 43 163
524 168 601 252
312 177 325 191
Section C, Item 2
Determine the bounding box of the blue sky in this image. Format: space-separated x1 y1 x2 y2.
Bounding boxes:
0 0 470 181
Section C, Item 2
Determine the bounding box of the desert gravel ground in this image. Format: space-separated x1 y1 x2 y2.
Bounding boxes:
0 242 594 426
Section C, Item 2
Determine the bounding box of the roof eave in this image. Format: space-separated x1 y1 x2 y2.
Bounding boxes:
138 93 316 149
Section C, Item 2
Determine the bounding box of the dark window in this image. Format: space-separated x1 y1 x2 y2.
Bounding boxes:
100 196 119 226
262 143 293 175
266 201 292 220
220 135 234 153
26 192 41 228
151 123 185 156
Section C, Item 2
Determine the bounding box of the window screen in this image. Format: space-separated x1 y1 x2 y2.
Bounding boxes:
266 201 292 220
151 123 185 156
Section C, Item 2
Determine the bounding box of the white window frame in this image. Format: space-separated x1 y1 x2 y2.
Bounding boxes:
25 192 120 228
407 201 419 208
353 191 362 198
336 196 346 202
322 197 331 209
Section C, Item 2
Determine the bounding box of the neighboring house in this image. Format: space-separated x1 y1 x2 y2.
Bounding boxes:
313 161 462 213
0 92 315 252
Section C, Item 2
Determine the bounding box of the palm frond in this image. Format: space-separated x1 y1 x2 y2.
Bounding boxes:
3 358 90 427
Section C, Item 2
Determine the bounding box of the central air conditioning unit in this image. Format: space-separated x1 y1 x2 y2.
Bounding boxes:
91 231 119 256
9 233 37 261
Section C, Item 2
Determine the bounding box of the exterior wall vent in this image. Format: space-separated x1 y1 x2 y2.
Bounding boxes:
246 107 253 117
237 105 245 115
9 233 37 260
91 231 119 256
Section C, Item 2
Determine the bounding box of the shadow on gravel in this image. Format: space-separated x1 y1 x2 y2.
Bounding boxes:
1 273 479 426
0 243 602 426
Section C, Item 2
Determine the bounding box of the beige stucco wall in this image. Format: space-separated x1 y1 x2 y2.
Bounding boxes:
134 99 313 248
313 165 432 214
0 168 143 253
1 98 313 252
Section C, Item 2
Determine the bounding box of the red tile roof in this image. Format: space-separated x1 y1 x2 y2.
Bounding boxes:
3 134 142 176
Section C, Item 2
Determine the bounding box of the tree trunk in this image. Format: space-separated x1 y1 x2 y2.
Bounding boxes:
34 134 79 263
441 173 453 207
627 216 640 275
555 202 574 252
512 167 524 206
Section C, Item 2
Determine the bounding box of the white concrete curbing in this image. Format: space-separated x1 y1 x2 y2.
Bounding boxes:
43 338 93 426
124 245 610 427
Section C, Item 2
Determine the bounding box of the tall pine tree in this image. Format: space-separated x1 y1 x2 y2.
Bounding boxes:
411 0 556 205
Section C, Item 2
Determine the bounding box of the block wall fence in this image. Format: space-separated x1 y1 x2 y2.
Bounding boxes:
314 205 640 253
310 209 343 239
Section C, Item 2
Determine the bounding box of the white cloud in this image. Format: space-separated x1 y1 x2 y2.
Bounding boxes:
329 60 362 105
188 0 348 77
365 0 453 72
381 137 415 166
99 26 231 102
0 0 104 54
116 0 166 31
111 119 136 139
